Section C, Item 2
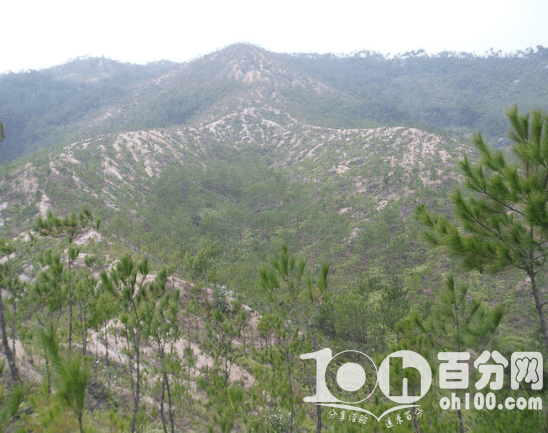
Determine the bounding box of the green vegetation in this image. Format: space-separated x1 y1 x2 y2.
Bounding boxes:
417 106 548 350
2 44 548 164
287 47 548 138
1 45 548 431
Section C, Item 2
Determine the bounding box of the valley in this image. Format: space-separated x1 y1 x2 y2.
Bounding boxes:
0 43 547 432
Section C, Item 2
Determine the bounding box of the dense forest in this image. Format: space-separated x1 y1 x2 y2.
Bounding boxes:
0 44 548 432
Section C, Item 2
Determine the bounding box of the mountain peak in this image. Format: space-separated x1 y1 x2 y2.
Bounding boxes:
212 43 268 58
196 43 290 85
73 43 347 133
46 56 176 84
47 56 121 83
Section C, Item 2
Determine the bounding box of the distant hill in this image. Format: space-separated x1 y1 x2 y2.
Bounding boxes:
0 58 175 162
2 44 548 163
284 46 548 138
46 56 177 84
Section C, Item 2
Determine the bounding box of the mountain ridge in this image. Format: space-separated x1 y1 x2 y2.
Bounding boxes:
3 42 548 163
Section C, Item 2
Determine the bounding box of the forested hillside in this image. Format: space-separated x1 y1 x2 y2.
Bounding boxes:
286 46 548 136
2 44 548 163
0 58 175 162
0 44 547 432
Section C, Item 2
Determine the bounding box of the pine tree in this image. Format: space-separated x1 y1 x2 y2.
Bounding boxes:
259 243 329 433
34 208 99 355
32 249 66 395
416 106 548 350
101 254 165 433
0 240 19 383
38 322 89 433
144 271 179 433
413 275 504 433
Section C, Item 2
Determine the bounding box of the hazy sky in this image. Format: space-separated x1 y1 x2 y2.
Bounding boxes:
2 0 548 74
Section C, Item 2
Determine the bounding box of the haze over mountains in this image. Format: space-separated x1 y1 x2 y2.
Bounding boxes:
2 43 548 162
0 44 476 250
1 43 548 431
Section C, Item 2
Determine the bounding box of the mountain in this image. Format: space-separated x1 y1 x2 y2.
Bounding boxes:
3 43 548 164
46 56 177 84
0 46 507 331
0 43 546 432
284 46 548 137
0 58 176 162
67 44 360 137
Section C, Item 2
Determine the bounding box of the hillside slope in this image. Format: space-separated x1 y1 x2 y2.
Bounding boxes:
0 43 544 433
3 43 548 164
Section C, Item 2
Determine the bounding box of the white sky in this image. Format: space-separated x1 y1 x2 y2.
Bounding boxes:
2 0 548 74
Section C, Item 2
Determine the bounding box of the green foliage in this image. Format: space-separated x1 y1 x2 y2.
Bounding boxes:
144 282 181 433
414 275 504 352
4 46 548 431
31 249 65 314
414 107 548 432
0 237 23 383
416 107 548 274
318 274 409 352
183 240 223 281
259 243 329 328
0 61 175 162
101 253 169 433
378 277 410 336
37 322 89 433
0 385 24 429
471 389 545 432
55 356 89 432
416 106 548 349
258 244 329 432
288 48 548 137
34 207 97 244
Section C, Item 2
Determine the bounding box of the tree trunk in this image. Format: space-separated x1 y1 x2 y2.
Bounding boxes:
105 322 110 388
12 300 16 361
457 407 464 433
81 304 87 357
68 269 74 356
242 323 247 357
0 289 19 382
287 361 294 433
309 325 322 433
316 405 322 433
412 406 420 433
78 412 84 433
530 273 548 349
165 372 175 433
131 329 141 433
160 378 167 433
68 281 73 355
528 273 548 433
94 328 99 382
158 343 169 433
45 356 51 395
